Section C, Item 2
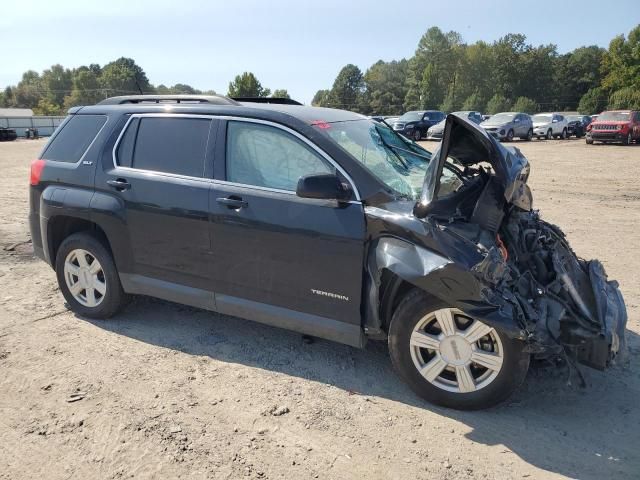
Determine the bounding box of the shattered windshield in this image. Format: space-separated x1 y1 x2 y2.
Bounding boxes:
315 119 430 200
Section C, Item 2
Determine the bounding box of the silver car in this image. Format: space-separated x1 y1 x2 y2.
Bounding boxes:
480 112 533 141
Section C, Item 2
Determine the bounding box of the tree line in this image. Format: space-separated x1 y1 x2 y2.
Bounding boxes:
312 24 640 115
0 59 289 115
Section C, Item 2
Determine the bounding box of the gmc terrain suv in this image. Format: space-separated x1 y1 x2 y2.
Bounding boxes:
30 95 627 410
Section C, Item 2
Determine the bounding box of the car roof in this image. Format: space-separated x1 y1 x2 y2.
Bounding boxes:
75 97 366 125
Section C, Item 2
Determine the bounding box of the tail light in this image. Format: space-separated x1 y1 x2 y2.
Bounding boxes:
30 159 46 186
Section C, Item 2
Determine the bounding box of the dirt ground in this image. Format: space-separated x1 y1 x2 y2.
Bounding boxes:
0 137 639 480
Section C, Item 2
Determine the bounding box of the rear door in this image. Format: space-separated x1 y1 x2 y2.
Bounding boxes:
95 113 217 295
209 119 366 328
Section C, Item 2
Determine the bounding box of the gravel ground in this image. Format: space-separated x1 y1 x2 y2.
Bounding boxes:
0 137 639 480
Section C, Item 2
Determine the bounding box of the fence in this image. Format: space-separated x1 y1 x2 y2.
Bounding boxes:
0 116 66 137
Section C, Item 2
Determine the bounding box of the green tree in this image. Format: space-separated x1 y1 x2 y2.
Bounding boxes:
100 57 152 96
327 64 364 110
41 64 73 108
608 86 640 110
486 94 511 114
271 89 291 99
601 25 640 93
63 68 103 108
227 72 271 97
511 96 538 114
362 59 408 115
33 98 62 115
462 89 487 111
440 81 461 112
311 89 331 107
577 87 607 114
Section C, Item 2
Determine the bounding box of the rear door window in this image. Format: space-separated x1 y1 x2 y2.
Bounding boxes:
117 116 211 177
42 114 107 162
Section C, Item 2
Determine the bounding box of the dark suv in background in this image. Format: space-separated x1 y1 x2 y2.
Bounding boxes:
29 95 626 410
392 110 445 141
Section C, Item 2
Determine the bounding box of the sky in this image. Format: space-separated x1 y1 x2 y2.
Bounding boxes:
1 0 639 104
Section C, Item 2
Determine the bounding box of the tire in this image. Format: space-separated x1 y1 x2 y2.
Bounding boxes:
622 132 632 146
413 129 422 141
586 138 594 145
546 129 553 140
506 129 514 142
388 290 530 410
55 232 127 319
523 128 533 141
561 128 568 140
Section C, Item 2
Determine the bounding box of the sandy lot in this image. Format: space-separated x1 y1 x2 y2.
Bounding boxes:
0 137 639 480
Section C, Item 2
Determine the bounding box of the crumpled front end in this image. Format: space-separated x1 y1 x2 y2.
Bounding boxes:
473 209 628 369
403 114 629 370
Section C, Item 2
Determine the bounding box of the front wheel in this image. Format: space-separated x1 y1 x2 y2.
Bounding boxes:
561 128 568 140
622 132 632 146
546 129 553 140
55 232 127 319
388 290 529 410
413 129 422 141
524 128 533 141
586 137 594 144
506 129 514 142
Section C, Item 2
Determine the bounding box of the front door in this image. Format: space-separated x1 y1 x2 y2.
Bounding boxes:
209 119 366 328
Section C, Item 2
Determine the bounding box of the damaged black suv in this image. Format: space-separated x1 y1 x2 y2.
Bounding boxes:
29 95 627 410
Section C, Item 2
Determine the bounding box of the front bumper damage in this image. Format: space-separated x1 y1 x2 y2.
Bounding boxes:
473 210 627 369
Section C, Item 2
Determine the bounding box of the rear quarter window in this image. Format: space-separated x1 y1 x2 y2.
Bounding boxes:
41 114 107 162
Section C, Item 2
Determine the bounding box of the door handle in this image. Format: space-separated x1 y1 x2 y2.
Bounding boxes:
107 178 131 191
216 196 248 209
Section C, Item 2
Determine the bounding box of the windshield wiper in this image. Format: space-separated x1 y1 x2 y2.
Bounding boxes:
375 127 409 169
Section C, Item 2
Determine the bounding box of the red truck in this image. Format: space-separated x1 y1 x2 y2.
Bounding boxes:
586 110 640 145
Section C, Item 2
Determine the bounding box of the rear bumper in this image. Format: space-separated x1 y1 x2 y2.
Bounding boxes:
29 211 49 265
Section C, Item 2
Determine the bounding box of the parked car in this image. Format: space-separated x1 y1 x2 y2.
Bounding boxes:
370 115 399 126
29 95 627 410
564 115 591 138
392 110 445 141
426 111 482 140
532 113 568 140
480 112 533 141
586 110 640 145
0 127 18 141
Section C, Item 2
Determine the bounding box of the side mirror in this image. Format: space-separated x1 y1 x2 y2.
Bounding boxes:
296 173 351 202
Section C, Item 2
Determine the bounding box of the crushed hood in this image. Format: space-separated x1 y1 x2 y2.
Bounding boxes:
415 114 530 217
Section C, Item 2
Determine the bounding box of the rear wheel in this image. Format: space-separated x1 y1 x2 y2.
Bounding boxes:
388 290 529 410
55 232 127 319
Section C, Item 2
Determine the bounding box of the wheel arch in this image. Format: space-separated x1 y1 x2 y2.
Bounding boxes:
47 215 114 265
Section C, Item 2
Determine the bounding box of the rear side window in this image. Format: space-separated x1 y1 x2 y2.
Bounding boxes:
116 117 211 177
42 114 107 162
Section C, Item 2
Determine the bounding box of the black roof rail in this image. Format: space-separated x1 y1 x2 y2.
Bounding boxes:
97 95 240 106
233 97 303 105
